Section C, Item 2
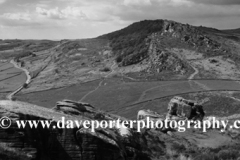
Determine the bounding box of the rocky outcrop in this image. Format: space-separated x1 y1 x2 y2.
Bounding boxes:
146 48 188 75
159 20 226 54
137 109 164 120
167 96 205 121
143 20 231 76
53 99 94 115
0 103 82 160
0 101 152 160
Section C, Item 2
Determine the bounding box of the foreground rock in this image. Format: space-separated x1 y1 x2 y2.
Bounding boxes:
0 100 153 160
0 100 240 160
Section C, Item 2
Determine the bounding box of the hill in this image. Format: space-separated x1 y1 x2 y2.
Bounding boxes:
223 28 240 34
97 20 240 80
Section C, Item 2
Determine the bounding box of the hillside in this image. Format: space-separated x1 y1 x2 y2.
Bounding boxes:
99 20 229 65
223 28 240 34
98 20 240 80
1 20 240 93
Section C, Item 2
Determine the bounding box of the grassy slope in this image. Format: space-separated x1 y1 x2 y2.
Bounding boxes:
0 62 26 99
17 77 240 119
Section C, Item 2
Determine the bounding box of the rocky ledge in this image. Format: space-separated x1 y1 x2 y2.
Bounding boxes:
0 100 240 160
0 100 155 160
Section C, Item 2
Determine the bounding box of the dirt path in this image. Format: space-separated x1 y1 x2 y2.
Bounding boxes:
121 73 137 81
137 81 186 102
105 61 116 78
137 63 203 102
188 63 210 90
80 61 116 101
79 79 105 101
6 60 31 100
188 64 199 80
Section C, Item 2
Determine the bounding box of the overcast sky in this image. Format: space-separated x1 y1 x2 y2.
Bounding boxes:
0 0 240 39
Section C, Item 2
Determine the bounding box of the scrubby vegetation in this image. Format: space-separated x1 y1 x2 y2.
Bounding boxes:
0 40 24 51
0 40 58 60
99 20 165 66
0 50 33 60
100 67 111 72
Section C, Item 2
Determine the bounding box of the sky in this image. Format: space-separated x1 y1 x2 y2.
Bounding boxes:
0 0 240 39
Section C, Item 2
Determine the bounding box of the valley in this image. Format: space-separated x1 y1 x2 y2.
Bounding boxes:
1 19 240 160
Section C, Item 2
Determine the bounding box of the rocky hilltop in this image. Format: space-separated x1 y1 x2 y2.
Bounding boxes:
98 20 240 80
100 20 228 65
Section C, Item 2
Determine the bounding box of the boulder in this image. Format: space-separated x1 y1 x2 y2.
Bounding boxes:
167 96 205 121
137 109 163 120
54 99 94 115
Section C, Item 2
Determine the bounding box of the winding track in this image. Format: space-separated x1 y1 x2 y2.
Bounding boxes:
80 61 116 101
188 63 210 90
6 60 31 100
137 63 201 102
188 64 199 80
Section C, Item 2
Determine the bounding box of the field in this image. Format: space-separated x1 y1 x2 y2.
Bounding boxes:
0 62 26 99
17 76 240 119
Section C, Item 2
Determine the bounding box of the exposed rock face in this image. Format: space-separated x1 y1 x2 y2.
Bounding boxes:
53 99 94 115
0 110 82 160
0 101 152 160
77 128 125 160
146 48 189 75
144 20 230 76
137 109 164 120
159 20 226 54
166 96 205 121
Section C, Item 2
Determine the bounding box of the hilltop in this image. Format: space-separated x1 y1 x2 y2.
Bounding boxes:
98 20 240 80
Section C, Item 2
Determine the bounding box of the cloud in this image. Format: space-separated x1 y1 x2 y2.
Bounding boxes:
2 12 31 21
187 0 240 5
36 6 87 19
61 7 87 18
0 0 240 39
108 0 240 30
170 0 192 6
0 18 41 27
123 0 151 6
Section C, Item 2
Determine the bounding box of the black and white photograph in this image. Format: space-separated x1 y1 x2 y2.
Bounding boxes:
0 0 240 160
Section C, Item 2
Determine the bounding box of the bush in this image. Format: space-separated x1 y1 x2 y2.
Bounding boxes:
115 55 122 63
22 83 28 88
15 51 33 59
55 69 59 74
100 67 110 72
